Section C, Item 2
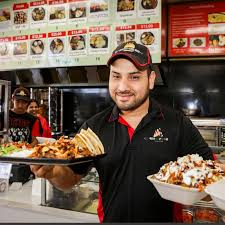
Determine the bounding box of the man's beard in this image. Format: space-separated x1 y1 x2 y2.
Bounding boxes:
115 90 150 111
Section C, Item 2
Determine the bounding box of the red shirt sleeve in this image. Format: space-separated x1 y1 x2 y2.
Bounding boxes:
31 119 41 137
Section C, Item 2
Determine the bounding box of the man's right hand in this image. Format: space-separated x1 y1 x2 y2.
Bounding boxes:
30 165 55 180
30 165 83 191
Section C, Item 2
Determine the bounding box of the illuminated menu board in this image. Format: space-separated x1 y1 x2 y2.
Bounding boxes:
169 1 225 57
0 0 162 71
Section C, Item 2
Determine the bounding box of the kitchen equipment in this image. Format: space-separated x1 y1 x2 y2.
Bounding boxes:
191 118 225 147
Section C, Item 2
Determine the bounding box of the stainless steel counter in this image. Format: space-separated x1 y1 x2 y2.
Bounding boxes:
190 118 225 127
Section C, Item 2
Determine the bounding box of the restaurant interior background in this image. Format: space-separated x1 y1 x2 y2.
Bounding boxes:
0 0 225 221
0 0 224 136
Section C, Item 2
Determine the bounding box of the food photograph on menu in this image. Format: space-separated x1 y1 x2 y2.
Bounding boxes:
14 11 27 24
50 38 64 54
172 38 187 48
140 31 155 45
31 7 46 21
190 37 206 48
69 3 86 18
117 32 135 45
0 7 10 22
30 39 44 55
140 0 158 10
90 34 108 48
90 0 108 13
13 42 27 55
117 0 135 11
0 42 9 56
69 35 86 51
208 12 225 23
49 6 66 20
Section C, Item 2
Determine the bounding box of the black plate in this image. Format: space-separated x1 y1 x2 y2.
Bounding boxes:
0 153 106 166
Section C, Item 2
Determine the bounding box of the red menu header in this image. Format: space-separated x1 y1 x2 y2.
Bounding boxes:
116 25 136 31
48 31 66 37
89 26 110 32
30 1 47 7
49 0 67 5
13 3 29 10
30 33 47 39
169 1 225 57
0 37 11 42
13 35 29 41
137 23 160 30
68 29 87 35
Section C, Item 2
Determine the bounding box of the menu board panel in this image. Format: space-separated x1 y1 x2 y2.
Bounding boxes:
116 0 137 20
68 0 88 25
30 0 48 28
12 35 29 61
169 1 225 57
68 29 87 57
89 26 110 55
0 6 11 31
48 0 68 26
0 37 12 61
88 0 110 22
0 0 161 71
13 3 29 30
115 25 136 46
137 0 159 18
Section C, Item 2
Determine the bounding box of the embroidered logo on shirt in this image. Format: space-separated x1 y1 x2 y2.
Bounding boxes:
144 128 168 142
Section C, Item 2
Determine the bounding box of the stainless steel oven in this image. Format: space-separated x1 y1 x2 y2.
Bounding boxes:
220 127 225 147
191 118 225 147
196 126 219 147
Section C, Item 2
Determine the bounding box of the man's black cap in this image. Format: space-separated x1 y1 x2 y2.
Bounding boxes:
12 87 30 102
107 41 153 70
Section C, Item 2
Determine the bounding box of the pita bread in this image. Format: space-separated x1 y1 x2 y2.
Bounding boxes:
80 129 102 155
87 128 104 154
79 132 96 155
75 134 94 155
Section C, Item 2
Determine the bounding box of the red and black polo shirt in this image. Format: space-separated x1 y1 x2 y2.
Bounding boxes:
72 98 213 222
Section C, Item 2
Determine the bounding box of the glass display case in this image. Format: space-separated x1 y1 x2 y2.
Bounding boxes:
182 200 225 223
44 168 99 215
0 80 11 140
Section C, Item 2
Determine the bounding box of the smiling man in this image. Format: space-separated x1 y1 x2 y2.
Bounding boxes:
9 87 40 147
31 41 218 222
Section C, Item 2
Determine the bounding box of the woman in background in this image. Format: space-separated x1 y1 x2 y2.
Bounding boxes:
27 99 52 138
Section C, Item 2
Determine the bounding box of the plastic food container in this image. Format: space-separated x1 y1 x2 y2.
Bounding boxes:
147 175 207 205
182 209 193 223
194 207 219 223
205 179 225 211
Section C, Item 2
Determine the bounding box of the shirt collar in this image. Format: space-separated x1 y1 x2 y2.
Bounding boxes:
108 98 164 122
